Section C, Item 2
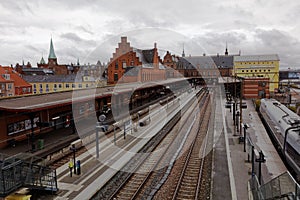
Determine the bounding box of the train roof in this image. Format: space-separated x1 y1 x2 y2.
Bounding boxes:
261 98 300 126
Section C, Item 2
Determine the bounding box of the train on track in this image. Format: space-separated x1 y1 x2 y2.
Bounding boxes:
259 98 300 179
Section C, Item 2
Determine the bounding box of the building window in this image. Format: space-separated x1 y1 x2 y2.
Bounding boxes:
115 62 118 70
131 61 134 66
79 84 82 88
59 84 62 88
114 73 118 81
22 88 26 93
66 84 70 88
122 60 126 68
268 69 271 72
246 70 248 72
86 84 89 88
72 84 75 88
28 87 31 93
8 84 12 90
39 84 42 89
242 70 244 72
54 84 57 88
33 84 36 89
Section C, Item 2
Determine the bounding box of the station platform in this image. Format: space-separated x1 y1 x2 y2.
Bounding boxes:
1 88 199 199
0 127 76 156
52 89 197 200
212 89 287 200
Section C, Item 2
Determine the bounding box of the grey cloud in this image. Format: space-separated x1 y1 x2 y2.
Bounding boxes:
255 29 298 47
76 26 94 35
60 32 96 46
25 45 40 53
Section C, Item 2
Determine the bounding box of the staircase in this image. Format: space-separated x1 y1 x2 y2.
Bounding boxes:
0 153 58 197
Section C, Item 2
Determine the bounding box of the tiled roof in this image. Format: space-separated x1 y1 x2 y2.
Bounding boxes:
1 66 31 87
234 54 280 62
23 74 96 83
23 75 77 83
182 56 217 69
211 55 234 68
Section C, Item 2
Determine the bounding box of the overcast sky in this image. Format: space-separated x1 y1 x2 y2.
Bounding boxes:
1 0 300 69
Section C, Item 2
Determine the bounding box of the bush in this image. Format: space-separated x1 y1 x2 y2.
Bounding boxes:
288 106 296 113
255 99 261 111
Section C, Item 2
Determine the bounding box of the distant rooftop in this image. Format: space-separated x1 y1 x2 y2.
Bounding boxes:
234 54 280 62
23 74 96 83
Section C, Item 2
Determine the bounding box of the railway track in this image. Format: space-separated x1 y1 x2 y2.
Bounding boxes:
92 88 208 199
152 90 213 200
172 96 211 200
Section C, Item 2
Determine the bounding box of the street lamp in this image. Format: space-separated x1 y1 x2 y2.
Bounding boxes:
95 122 101 158
236 111 240 133
242 123 249 152
95 114 106 159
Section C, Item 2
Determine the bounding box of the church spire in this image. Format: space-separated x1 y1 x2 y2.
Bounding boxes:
48 37 57 59
40 56 46 64
225 42 228 56
182 43 185 57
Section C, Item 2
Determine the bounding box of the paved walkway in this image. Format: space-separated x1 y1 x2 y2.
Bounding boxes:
211 85 287 200
214 95 287 199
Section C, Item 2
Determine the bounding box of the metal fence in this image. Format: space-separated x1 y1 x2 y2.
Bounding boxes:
0 153 58 197
249 171 300 200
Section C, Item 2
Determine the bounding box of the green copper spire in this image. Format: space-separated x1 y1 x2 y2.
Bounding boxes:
48 38 57 59
40 56 46 64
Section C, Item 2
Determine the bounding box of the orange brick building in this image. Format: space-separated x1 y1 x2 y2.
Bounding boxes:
107 37 166 84
243 77 270 99
0 66 32 97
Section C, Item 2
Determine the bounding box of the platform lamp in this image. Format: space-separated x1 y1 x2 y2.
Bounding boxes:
95 114 106 159
242 123 249 152
236 111 240 132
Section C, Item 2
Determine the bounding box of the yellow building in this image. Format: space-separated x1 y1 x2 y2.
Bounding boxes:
233 54 280 92
23 75 106 94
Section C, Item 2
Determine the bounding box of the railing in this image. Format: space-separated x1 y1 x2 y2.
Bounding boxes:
249 171 300 200
0 153 58 197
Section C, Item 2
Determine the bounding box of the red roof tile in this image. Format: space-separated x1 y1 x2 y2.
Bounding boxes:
1 66 31 87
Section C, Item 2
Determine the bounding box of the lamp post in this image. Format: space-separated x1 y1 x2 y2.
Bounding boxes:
95 122 101 159
255 151 266 184
236 111 240 133
242 123 249 152
70 144 76 174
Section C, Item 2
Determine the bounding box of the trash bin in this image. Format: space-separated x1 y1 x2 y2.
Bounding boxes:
37 139 44 150
76 160 81 175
